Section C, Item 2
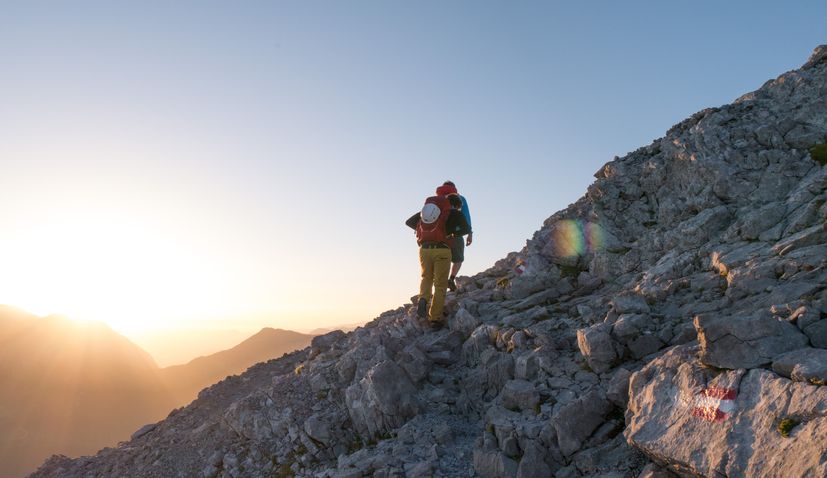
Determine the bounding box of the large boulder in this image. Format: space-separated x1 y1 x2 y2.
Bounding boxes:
636 251 696 301
303 411 348 448
514 351 540 380
481 350 516 399
310 330 346 358
577 323 620 373
344 360 420 437
450 307 482 338
610 295 651 315
551 388 614 457
419 330 464 365
473 450 518 478
499 379 540 412
663 205 731 250
772 347 827 384
516 441 552 478
463 324 498 366
395 344 432 384
772 222 827 256
695 313 809 369
736 202 787 240
626 345 827 477
606 368 633 408
803 318 827 348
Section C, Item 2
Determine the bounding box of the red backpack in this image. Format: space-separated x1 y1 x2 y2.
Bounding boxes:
416 195 451 245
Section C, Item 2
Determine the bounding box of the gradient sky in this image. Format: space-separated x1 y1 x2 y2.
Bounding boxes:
1 1 825 335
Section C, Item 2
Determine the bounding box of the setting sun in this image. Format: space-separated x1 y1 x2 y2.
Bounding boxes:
0 207 243 333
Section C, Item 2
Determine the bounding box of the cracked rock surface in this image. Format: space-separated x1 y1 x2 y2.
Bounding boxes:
626 346 827 478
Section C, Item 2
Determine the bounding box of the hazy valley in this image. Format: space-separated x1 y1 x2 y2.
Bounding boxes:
0 306 315 478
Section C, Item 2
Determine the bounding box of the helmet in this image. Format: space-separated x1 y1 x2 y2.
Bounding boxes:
420 203 442 224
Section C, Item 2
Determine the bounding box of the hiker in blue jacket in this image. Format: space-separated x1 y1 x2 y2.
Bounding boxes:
435 181 473 291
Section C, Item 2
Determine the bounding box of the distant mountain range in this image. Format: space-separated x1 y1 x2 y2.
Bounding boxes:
160 327 314 405
306 323 363 335
0 306 315 478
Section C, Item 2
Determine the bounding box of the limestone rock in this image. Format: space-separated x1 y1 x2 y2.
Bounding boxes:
737 202 787 240
551 388 614 457
304 413 334 445
636 251 696 301
463 324 498 366
473 449 518 478
772 222 827 256
803 319 827 348
130 423 157 441
627 333 665 360
481 350 516 399
451 307 482 338
606 368 632 408
627 345 827 478
419 330 464 365
396 344 432 384
577 323 620 373
510 271 558 300
310 330 346 358
514 351 540 380
772 347 827 384
612 314 650 343
611 295 651 315
663 205 731 249
345 360 420 437
516 441 552 478
803 44 827 69
637 462 677 478
500 379 540 412
695 313 809 369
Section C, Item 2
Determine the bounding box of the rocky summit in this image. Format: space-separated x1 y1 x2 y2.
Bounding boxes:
30 46 827 478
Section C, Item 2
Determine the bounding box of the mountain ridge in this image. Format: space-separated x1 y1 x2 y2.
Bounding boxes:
29 45 827 478
0 309 314 478
0 311 172 478
160 327 314 404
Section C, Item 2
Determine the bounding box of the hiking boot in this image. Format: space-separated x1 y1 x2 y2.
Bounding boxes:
428 320 445 330
417 298 428 319
447 277 457 292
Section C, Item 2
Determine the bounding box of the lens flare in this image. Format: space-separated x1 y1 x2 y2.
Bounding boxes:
550 220 606 258
552 220 584 257
583 221 605 253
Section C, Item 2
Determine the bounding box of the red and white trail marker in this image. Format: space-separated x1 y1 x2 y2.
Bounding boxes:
691 387 737 423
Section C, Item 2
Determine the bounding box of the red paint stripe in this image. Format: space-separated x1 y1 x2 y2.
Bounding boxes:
700 387 736 400
692 406 728 423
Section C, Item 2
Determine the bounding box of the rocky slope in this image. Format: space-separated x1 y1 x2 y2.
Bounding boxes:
30 45 827 478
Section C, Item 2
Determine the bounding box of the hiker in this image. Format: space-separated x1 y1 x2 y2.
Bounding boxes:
406 193 471 328
435 181 473 292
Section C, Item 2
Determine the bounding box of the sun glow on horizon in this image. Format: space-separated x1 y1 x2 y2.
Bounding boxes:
0 204 380 337
0 208 256 333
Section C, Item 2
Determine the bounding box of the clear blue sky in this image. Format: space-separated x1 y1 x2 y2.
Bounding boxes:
1 1 824 333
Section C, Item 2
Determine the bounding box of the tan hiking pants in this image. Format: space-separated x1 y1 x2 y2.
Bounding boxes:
419 246 452 322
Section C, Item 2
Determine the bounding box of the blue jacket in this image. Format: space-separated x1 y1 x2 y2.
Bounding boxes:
459 195 472 231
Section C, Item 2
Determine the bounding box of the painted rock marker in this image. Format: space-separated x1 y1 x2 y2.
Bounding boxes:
691 387 736 423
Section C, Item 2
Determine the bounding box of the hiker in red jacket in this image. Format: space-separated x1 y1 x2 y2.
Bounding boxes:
406 194 471 328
